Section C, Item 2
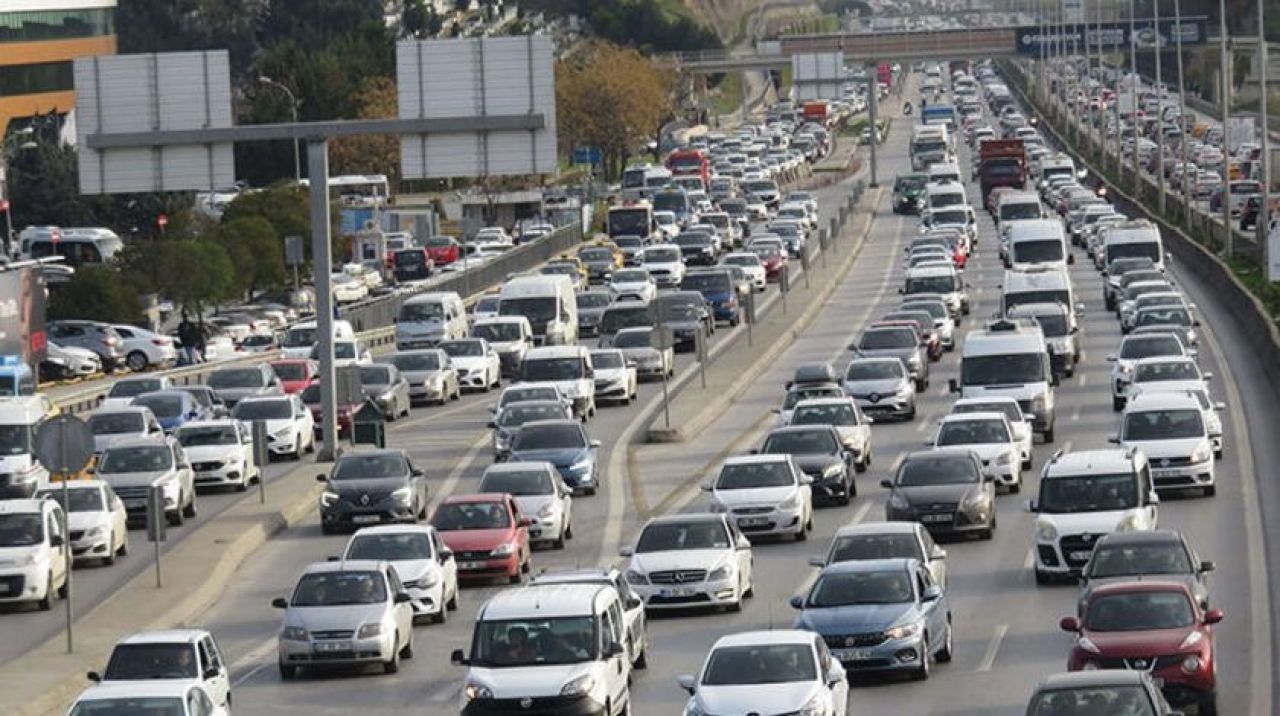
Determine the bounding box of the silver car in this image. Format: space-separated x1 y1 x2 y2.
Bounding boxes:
379 350 460 406
842 357 917 421
273 560 415 679
358 364 411 420
95 437 196 527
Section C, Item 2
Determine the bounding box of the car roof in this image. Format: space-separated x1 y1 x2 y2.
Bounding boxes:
483 460 556 474
91 406 154 416
722 453 791 467
793 397 856 408
646 512 724 526
439 492 510 505
301 559 386 575
117 629 210 645
75 681 200 701
1085 579 1195 598
1036 669 1151 689
712 629 816 648
1045 449 1138 477
101 437 171 450
348 524 437 537
479 584 611 621
821 557 918 574
1124 391 1202 412
174 419 240 429
833 521 919 538
1094 529 1185 547
939 411 1008 424
0 498 48 515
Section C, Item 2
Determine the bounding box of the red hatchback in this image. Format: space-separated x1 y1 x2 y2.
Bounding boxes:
269 359 317 394
1061 581 1222 715
299 380 361 437
425 236 461 266
749 241 788 282
430 493 531 584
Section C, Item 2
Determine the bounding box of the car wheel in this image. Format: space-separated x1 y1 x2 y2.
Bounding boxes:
383 640 401 674
279 663 299 680
103 531 117 566
1199 691 1218 715
634 642 648 669
321 522 337 535
182 494 197 519
937 618 954 663
447 587 458 611
1203 485 1216 497
1034 568 1051 586
126 351 149 372
855 456 867 474
1009 474 1022 494
433 604 447 625
915 638 932 680
167 509 183 527
1042 425 1055 443
117 534 129 557
37 574 53 610
57 573 68 599
400 631 414 659
906 402 917 420
235 473 248 493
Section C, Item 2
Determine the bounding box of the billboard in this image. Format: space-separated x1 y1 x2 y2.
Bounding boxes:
792 52 845 102
1015 17 1208 55
0 268 47 368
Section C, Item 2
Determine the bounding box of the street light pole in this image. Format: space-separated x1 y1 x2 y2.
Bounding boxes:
1219 0 1233 255
1258 0 1272 278
259 76 302 183
1154 0 1166 214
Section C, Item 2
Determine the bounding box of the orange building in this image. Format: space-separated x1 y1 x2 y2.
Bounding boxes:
0 1 117 136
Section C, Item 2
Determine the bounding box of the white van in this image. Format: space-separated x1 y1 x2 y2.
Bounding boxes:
924 181 967 212
995 190 1044 225
520 345 596 419
280 320 355 359
927 161 963 184
395 292 467 350
1005 219 1070 271
950 318 1058 442
0 397 53 498
1001 267 1077 318
19 226 123 266
0 498 69 610
1100 219 1164 272
498 275 578 347
452 584 632 716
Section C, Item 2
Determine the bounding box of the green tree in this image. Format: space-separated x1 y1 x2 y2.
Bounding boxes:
47 266 142 324
214 217 287 300
220 184 311 242
148 239 238 316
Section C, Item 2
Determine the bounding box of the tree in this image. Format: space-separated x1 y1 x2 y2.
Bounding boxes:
145 239 238 317
220 184 311 242
330 77 400 181
47 267 142 324
404 0 443 37
214 217 287 300
556 41 676 179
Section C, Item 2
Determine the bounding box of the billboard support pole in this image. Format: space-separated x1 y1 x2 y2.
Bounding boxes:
308 140 340 461
867 66 879 188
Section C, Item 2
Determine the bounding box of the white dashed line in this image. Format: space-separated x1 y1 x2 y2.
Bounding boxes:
976 624 1009 672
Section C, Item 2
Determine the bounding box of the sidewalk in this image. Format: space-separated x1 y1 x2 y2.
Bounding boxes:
1 461 329 716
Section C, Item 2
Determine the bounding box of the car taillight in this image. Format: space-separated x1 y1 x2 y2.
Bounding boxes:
152 339 171 346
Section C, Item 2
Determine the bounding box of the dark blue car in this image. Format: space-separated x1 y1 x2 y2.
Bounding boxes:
505 419 601 496
681 270 741 326
130 390 211 434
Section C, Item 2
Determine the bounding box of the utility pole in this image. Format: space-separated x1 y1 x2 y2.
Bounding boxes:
1154 0 1166 214
1173 0 1191 225
1219 0 1233 255
1129 0 1141 193
1258 0 1272 278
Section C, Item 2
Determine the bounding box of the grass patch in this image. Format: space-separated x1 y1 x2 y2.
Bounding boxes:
711 72 743 115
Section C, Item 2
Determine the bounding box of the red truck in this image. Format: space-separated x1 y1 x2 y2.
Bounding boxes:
876 63 893 89
949 59 971 78
802 101 829 125
666 149 709 187
978 139 1027 203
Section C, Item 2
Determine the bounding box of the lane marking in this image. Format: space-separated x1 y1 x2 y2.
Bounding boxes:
229 636 278 687
428 432 490 509
1078 373 1088 386
791 499 877 600
430 683 461 703
1023 548 1034 570
390 395 489 431
975 624 1009 672
1070 406 1081 422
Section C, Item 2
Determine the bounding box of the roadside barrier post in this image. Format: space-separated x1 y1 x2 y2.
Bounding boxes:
253 420 270 504
147 485 167 589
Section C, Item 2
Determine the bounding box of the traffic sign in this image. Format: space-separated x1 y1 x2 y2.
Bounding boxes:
34 415 94 476
157 213 169 229
573 146 603 166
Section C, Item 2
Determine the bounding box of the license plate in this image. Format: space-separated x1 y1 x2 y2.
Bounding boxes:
459 561 486 570
1069 551 1093 562
0 583 9 594
832 648 873 661
659 587 695 597
313 641 351 653
124 499 146 509
351 515 380 525
921 514 951 523
737 517 769 527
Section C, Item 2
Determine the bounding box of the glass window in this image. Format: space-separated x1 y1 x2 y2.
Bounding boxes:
701 644 817 685
0 10 114 43
103 643 198 680
1027 686 1156 716
0 61 73 98
471 617 597 667
1084 591 1195 631
290 571 387 606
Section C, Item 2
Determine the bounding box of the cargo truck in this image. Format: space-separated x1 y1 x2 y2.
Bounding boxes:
978 139 1027 203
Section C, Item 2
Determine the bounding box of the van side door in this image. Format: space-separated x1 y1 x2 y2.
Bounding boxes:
198 636 231 707
601 601 630 704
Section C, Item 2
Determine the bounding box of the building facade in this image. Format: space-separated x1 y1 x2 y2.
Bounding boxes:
0 0 117 136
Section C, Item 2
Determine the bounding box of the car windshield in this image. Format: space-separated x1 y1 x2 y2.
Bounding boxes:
1029 314 1069 337
132 394 184 419
1107 241 1162 262
208 368 266 389
635 521 730 552
895 176 927 192
480 469 554 496
808 569 915 607
930 210 967 225
682 273 731 292
331 454 407 480
1120 336 1182 360
961 354 1044 386
1001 203 1041 220
440 341 483 358
716 462 793 489
763 430 838 454
577 293 611 309
1134 361 1198 383
792 403 857 426
102 643 198 680
1136 308 1192 327
98 446 173 473
1084 591 1195 632
501 387 559 406
938 419 1009 445
860 329 915 350
70 698 184 715
522 358 583 381
600 307 653 334
591 352 624 369
897 456 977 486
512 424 585 450
291 571 386 607
1038 473 1139 513
0 513 42 546
346 532 433 561
359 366 393 386
953 402 1022 424
782 387 841 410
107 379 163 398
235 398 293 421
389 352 442 371
751 243 782 258
39 488 104 513
89 413 145 436
472 617 597 667
401 302 444 322
613 330 654 349
1089 543 1192 578
175 425 238 447
723 254 760 267
830 534 921 562
432 501 510 530
845 360 903 380
701 643 816 686
272 363 308 381
394 250 425 266
644 248 681 263
1027 686 1156 716
1124 409 1204 440
580 248 613 262
283 327 318 347
498 404 566 427
1013 240 1065 263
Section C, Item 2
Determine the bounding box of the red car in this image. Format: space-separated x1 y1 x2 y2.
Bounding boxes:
299 380 361 437
430 493 531 583
750 241 789 281
1061 581 1222 715
269 359 317 394
425 235 461 266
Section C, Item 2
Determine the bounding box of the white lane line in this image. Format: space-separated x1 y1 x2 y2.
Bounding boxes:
975 624 1009 672
428 432 490 509
916 413 933 433
1078 373 1088 386
1071 406 1081 422
229 636 278 687
1023 548 1034 570
848 499 873 526
430 683 461 703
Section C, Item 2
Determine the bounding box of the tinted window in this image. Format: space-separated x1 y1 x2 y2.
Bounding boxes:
807 570 914 606
331 454 408 480
512 424 585 450
715 462 793 489
291 571 387 606
635 521 729 552
89 413 145 435
1089 543 1192 578
897 456 978 486
432 501 511 530
1084 592 1194 631
701 644 816 686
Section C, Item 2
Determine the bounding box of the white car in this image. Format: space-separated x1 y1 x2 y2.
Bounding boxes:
341 525 459 624
841 357 917 422
100 375 173 410
343 262 383 291
1112 391 1216 497
720 252 767 290
112 325 178 372
86 629 232 709
705 454 813 540
950 397 1034 470
622 513 755 612
173 419 261 492
639 245 686 289
474 226 514 247
1106 332 1192 411
331 272 369 303
44 340 101 378
231 395 315 460
69 682 228 716
931 412 1023 492
0 498 68 610
1123 356 1209 405
439 338 502 392
311 338 372 367
679 630 848 716
787 398 873 472
88 407 165 456
37 481 128 566
479 462 573 548
653 211 680 241
491 383 572 416
589 349 638 404
607 268 658 302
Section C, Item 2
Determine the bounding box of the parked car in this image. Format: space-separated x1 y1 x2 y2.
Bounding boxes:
112 324 178 372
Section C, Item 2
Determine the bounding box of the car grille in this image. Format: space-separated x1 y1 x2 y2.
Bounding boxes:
451 550 492 562
1152 456 1194 468
112 486 150 501
463 694 591 715
647 593 712 605
1097 655 1183 671
732 506 773 515
1059 533 1104 568
0 575 24 595
648 569 707 585
192 461 223 472
311 630 354 640
824 632 888 648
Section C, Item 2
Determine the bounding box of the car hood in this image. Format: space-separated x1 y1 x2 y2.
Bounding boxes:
694 682 820 715
329 477 408 496
285 603 387 632
610 281 650 292
100 469 178 489
386 558 438 583
1081 626 1200 656
100 397 138 409
797 602 916 634
1037 510 1136 534
629 549 731 574
896 484 979 503
450 356 488 370
466 664 597 699
68 511 111 532
438 527 514 552
943 442 1011 461
1131 379 1203 394
619 347 662 363
712 485 798 508
1123 438 1208 460
790 454 843 474
857 347 917 362
512 494 557 516
182 445 243 463
509 448 589 468
400 369 447 384
843 378 907 396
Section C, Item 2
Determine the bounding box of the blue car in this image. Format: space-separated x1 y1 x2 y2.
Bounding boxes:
790 558 952 680
505 419 601 495
130 390 210 434
681 269 741 327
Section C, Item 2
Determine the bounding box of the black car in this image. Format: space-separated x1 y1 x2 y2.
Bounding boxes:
392 248 433 282
893 173 928 214
656 292 713 349
881 449 996 539
759 425 854 504
1079 530 1214 612
1025 671 1180 715
673 232 717 266
317 450 429 534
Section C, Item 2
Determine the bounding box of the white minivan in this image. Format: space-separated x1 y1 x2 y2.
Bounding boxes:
452 584 632 716
0 498 69 610
280 319 355 359
1004 219 1070 271
520 346 596 419
950 317 1058 442
395 292 468 350
499 275 578 347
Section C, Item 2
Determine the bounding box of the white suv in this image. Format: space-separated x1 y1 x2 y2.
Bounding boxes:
1106 332 1191 411
1112 392 1216 497
1027 449 1159 585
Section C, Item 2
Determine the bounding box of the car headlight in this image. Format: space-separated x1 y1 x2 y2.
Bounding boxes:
403 571 439 589
1031 394 1047 414
84 525 107 538
490 542 516 557
356 622 383 639
625 568 648 585
1191 445 1212 463
390 487 413 503
780 490 803 510
887 491 909 511
1036 520 1058 542
798 693 827 716
907 355 922 369
280 626 309 641
464 681 494 702
560 674 596 697
272 427 293 440
996 451 1015 466
961 491 988 512
884 622 921 640
1179 630 1204 650
569 457 592 473
320 491 339 507
821 464 844 480
1115 514 1141 531
708 564 733 582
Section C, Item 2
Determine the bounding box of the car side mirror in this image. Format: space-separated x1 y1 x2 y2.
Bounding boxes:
1067 254 1075 265
394 592 412 604
87 671 102 683
699 481 713 492
619 546 634 557
203 667 220 680
879 479 893 489
1026 499 1038 513
271 597 288 609
1059 616 1081 632
1148 492 1160 505
677 674 697 695
316 474 329 483
922 585 942 601
931 545 947 561
736 536 751 550
519 516 534 527
808 555 825 568
486 421 496 429
1203 372 1213 381
1199 560 1216 573
50 534 64 547
948 378 959 394
451 649 469 666
799 475 814 485
1204 608 1224 625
